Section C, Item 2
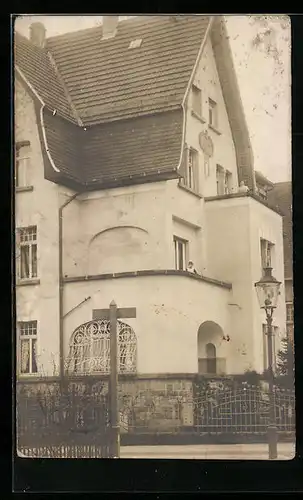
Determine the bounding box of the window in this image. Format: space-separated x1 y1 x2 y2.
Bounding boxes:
206 343 217 374
263 323 277 372
174 236 187 271
15 142 31 188
67 319 137 375
209 98 218 128
260 238 274 271
19 321 38 374
17 226 38 280
224 170 233 194
181 148 199 192
286 303 294 323
192 85 202 116
216 165 225 196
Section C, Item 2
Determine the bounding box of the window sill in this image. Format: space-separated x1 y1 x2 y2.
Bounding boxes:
209 124 222 136
178 182 203 199
17 373 40 381
16 278 40 286
191 110 206 123
16 186 34 193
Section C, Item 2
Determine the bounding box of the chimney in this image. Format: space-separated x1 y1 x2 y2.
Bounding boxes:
102 16 119 39
29 22 46 48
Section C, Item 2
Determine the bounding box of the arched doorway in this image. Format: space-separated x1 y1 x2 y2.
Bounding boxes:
197 321 225 375
66 319 137 375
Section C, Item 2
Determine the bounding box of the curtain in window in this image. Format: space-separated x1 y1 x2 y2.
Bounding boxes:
31 338 38 373
20 245 30 279
32 244 37 277
21 339 30 373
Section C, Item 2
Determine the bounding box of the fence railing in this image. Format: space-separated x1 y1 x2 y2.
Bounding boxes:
16 380 111 458
16 381 295 457
119 386 295 436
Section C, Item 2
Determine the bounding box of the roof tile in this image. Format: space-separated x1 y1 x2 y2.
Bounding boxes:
46 16 210 125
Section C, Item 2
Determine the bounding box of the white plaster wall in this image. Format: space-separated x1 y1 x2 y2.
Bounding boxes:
204 196 285 373
186 37 239 198
248 198 286 372
15 78 61 375
166 181 208 274
63 275 232 374
64 182 171 277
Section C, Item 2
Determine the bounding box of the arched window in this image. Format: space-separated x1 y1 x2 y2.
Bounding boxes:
206 343 217 374
67 319 137 375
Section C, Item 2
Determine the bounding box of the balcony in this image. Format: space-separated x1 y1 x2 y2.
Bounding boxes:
198 357 227 376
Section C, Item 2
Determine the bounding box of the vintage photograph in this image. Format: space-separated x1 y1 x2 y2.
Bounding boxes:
14 14 294 460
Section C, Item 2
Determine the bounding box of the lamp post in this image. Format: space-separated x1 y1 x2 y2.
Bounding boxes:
255 266 282 460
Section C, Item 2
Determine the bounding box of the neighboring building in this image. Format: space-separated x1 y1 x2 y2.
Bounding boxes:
14 15 286 384
255 171 274 201
267 182 293 349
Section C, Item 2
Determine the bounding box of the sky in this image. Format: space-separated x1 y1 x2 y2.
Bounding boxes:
14 15 291 183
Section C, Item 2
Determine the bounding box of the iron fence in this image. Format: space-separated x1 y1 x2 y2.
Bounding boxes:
119 385 295 436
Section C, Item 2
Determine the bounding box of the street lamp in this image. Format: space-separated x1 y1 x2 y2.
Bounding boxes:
255 266 282 460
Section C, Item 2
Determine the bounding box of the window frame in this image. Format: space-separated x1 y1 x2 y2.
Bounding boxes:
208 98 218 128
216 164 225 196
15 142 31 188
17 226 38 280
224 170 233 194
286 302 294 323
192 84 202 117
18 320 38 375
173 236 188 271
182 147 199 192
260 238 275 272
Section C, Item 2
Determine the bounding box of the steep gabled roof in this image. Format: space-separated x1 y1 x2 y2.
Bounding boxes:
14 32 77 124
267 181 293 279
14 15 255 192
46 16 210 125
82 109 183 187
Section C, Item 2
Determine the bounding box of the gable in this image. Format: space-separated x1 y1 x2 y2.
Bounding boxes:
186 36 239 197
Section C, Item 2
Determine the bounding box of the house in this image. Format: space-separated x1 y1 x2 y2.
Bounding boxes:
14 15 286 388
255 171 274 201
267 182 293 349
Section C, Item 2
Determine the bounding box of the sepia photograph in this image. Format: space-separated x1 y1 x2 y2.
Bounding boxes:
14 14 294 461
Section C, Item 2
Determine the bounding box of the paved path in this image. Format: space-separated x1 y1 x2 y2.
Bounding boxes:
120 442 295 460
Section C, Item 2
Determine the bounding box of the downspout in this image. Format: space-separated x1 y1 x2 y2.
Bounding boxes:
59 192 80 384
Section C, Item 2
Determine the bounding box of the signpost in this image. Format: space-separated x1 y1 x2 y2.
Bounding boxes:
93 300 136 458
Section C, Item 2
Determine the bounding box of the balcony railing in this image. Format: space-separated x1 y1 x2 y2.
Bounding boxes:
198 357 226 376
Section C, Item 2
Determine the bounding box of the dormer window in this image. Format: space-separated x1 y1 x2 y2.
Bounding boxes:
129 39 142 49
192 85 202 117
15 141 31 188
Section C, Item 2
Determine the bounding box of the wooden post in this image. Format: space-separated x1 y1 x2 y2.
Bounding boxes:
93 302 136 458
109 300 119 458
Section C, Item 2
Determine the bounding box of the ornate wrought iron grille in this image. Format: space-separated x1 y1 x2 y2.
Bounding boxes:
67 319 137 375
